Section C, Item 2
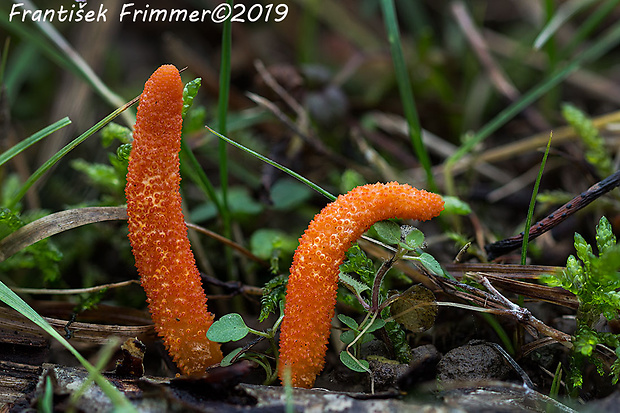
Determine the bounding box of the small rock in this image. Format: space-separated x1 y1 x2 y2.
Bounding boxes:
367 356 409 392
437 341 511 383
398 344 441 390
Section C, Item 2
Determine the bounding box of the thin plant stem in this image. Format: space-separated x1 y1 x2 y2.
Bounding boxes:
371 254 397 312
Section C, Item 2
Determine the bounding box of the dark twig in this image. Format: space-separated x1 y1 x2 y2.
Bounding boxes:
201 273 263 299
485 170 620 260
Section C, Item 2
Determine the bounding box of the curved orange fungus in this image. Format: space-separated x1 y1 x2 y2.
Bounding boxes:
125 65 222 376
278 182 444 388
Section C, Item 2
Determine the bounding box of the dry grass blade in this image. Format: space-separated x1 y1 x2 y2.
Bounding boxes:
11 280 140 296
0 206 264 266
425 268 572 346
477 273 577 310
0 306 154 345
0 206 127 263
445 263 577 309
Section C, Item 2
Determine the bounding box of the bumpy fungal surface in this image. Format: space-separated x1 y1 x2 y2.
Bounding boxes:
125 65 222 376
278 182 444 388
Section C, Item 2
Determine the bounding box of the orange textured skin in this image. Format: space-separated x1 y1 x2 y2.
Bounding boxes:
278 182 444 388
125 65 222 376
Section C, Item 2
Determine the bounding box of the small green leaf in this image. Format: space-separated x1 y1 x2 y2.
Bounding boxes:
71 159 121 193
441 195 471 215
364 317 386 333
339 272 370 296
402 226 424 250
221 348 244 367
418 252 443 275
339 351 370 373
337 314 359 330
373 221 401 245
206 313 249 342
574 233 593 267
340 330 356 345
182 78 201 118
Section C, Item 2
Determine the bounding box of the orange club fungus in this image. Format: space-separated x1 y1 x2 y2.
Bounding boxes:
125 65 222 376
278 182 444 388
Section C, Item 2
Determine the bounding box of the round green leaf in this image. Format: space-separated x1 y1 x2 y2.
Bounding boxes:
206 313 250 342
364 317 386 334
401 226 424 250
340 330 356 346
339 351 370 373
373 221 401 245
337 314 359 330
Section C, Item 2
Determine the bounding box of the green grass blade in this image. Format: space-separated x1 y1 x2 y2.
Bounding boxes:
521 134 552 265
549 362 563 399
0 281 136 411
6 99 135 209
207 125 336 201
0 117 71 168
380 0 436 191
446 19 620 168
217 0 232 201
534 0 598 50
481 312 515 355
562 0 620 58
217 0 233 278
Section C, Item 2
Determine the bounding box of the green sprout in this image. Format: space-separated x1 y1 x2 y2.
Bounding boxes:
544 216 620 393
336 221 441 383
206 288 286 385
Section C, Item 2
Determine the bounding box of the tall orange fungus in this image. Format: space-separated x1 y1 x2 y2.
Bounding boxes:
278 182 444 388
125 65 222 376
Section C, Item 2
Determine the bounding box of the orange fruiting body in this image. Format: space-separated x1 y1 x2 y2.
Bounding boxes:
278 182 444 388
125 65 222 376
